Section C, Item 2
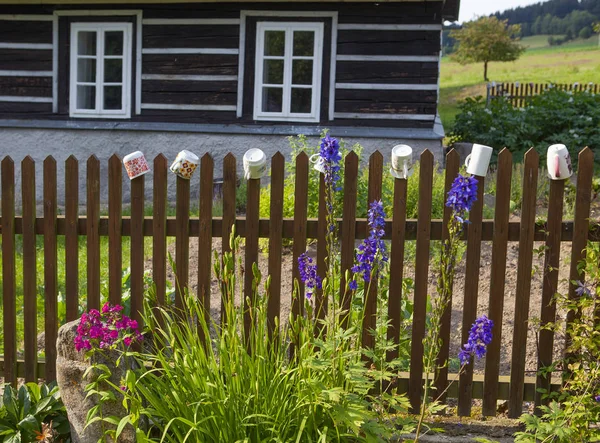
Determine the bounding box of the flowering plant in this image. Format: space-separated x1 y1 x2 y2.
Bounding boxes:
74 303 142 353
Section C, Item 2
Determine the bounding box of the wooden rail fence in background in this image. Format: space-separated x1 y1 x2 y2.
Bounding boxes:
486 82 599 107
0 148 597 418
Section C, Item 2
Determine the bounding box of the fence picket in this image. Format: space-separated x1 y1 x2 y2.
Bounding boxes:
362 151 383 352
434 149 459 401
483 148 513 416
131 175 145 326
243 176 261 339
508 148 540 418
267 153 285 335
458 173 486 417
221 153 237 315
153 155 168 305
535 178 565 410
291 153 309 318
22 157 37 382
409 150 434 413
175 176 190 310
340 152 359 325
316 173 327 331
566 148 594 352
2 157 16 385
44 156 58 382
198 154 214 328
387 166 408 364
108 155 123 306
65 156 79 322
87 156 101 310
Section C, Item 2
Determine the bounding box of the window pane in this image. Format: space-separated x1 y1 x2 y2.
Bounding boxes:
105 31 124 56
293 31 314 56
264 31 285 56
292 60 313 85
77 85 96 109
263 59 284 85
104 59 123 83
77 31 97 56
291 88 312 114
262 87 283 113
77 59 96 83
104 86 122 110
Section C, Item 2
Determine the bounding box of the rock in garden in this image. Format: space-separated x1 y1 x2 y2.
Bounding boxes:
56 320 136 443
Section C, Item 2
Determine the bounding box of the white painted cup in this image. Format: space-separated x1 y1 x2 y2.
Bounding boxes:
465 144 493 177
243 148 267 179
546 144 572 180
123 151 150 180
170 150 199 179
309 153 326 174
390 144 413 179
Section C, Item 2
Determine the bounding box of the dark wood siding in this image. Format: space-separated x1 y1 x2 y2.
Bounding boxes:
0 2 443 131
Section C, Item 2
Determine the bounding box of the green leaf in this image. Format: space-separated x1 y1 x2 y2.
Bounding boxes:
16 415 38 433
115 415 131 438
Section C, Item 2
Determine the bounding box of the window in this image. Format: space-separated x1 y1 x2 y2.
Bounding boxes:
69 23 132 119
253 22 324 123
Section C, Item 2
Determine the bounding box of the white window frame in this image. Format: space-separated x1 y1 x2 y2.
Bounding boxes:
69 22 133 119
253 21 324 123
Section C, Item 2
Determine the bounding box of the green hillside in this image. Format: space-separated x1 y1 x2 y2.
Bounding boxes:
439 41 600 130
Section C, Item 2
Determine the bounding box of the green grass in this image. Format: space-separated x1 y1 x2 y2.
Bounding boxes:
439 40 600 130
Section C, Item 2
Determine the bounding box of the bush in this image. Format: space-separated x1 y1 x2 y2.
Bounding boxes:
449 88 600 166
579 26 592 39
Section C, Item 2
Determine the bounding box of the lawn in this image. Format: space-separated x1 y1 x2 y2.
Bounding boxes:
439 36 600 130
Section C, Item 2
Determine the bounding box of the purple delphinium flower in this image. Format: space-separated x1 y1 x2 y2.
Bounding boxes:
446 174 479 223
458 315 494 365
298 252 322 300
594 394 600 402
319 134 342 191
351 201 388 285
574 280 592 297
74 302 142 352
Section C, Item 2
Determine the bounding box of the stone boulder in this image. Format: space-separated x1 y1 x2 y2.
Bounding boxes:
56 320 136 443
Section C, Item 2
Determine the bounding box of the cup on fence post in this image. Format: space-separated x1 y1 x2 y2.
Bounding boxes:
546 144 572 180
123 151 150 180
390 144 413 179
465 143 493 177
243 148 267 180
170 150 200 179
309 154 326 173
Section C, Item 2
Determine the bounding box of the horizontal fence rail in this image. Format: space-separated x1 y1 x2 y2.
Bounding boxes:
487 82 599 107
0 148 597 418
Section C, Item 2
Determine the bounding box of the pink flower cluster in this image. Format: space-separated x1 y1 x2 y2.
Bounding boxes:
74 303 142 352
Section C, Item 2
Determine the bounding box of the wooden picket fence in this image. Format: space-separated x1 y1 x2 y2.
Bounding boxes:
0 147 598 419
486 81 599 107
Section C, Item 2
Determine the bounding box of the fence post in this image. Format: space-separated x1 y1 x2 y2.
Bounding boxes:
2 157 16 385
243 175 261 342
153 154 168 306
409 150 434 413
291 152 309 319
131 173 145 326
44 156 58 382
483 148 513 416
340 152 359 326
108 154 123 306
175 175 190 310
508 148 540 418
65 156 79 322
198 154 214 334
267 152 285 336
87 156 101 311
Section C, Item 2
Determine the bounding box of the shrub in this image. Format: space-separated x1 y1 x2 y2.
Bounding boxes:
449 88 600 166
0 382 71 442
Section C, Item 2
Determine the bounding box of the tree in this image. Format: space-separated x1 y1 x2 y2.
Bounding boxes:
450 17 525 82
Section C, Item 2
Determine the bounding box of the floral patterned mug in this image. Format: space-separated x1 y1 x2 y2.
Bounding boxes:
170 150 200 179
123 151 150 180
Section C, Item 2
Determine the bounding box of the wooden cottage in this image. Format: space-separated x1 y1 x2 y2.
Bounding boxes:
0 0 459 170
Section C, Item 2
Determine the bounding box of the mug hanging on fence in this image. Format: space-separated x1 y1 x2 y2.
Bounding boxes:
309 153 326 173
390 144 413 179
170 150 200 179
546 144 573 180
465 144 493 177
243 148 267 179
123 151 150 180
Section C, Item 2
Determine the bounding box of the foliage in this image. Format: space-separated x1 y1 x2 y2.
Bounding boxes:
450 17 526 81
449 88 600 166
0 382 71 443
515 242 600 442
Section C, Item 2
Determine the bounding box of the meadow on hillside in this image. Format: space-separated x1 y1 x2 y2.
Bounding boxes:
439 36 600 128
